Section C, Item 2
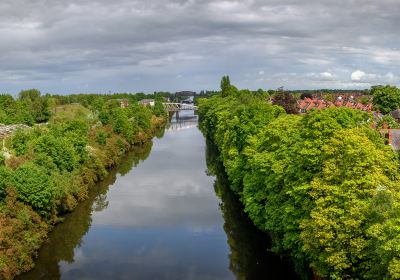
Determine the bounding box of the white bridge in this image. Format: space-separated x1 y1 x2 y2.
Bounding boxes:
162 103 198 112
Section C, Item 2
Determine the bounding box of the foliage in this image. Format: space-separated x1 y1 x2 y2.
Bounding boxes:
13 164 56 217
300 92 313 100
0 188 48 280
50 104 92 124
372 85 400 114
198 81 400 279
10 129 37 156
377 115 400 129
0 155 4 166
0 90 168 278
220 75 231 97
272 91 299 114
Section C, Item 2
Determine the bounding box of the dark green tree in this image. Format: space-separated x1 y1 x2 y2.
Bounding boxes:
271 91 298 114
221 75 231 97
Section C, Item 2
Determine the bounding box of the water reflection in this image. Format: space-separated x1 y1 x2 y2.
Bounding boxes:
16 144 153 280
17 111 299 280
166 113 198 132
205 140 301 280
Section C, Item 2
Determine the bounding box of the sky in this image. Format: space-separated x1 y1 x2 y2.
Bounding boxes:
0 0 399 94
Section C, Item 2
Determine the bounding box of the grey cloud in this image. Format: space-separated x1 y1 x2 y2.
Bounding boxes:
0 0 399 93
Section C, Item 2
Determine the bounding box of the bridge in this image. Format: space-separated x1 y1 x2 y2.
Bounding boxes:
162 103 198 112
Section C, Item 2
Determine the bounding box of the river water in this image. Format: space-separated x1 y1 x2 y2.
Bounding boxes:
17 111 299 280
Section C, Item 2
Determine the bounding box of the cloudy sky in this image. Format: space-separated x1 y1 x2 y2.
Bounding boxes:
0 0 399 94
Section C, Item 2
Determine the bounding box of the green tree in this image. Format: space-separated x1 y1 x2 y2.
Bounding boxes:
14 163 56 216
33 134 79 172
300 128 400 279
18 89 41 101
372 85 400 114
221 75 231 97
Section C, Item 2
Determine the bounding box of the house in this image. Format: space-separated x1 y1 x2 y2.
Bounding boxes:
390 109 400 122
138 99 155 107
298 98 333 113
297 96 372 114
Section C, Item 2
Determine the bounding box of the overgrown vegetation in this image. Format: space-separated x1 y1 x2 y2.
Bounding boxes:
0 91 167 279
198 78 400 279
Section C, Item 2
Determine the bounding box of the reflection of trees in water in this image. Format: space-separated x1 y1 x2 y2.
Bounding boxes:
117 141 153 176
16 141 155 280
155 127 165 139
205 139 302 280
92 194 109 212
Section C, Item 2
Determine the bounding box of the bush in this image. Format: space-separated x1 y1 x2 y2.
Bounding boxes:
13 164 56 217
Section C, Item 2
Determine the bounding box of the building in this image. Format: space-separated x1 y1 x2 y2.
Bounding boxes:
138 99 155 107
297 96 372 114
390 109 400 122
380 128 400 151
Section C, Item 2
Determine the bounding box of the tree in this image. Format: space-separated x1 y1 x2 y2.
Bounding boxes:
19 89 41 101
14 163 56 216
198 89 399 279
220 75 231 97
18 89 51 123
271 91 298 114
300 128 400 279
300 92 313 100
372 85 400 114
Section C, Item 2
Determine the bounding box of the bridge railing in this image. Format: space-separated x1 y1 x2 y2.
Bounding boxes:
162 103 198 111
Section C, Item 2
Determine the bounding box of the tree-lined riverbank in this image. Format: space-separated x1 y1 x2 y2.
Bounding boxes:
0 93 167 279
198 86 400 279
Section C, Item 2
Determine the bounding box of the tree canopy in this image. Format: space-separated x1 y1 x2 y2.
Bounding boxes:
198 81 400 279
372 85 400 114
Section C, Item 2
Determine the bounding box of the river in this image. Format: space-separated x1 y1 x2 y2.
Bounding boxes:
17 111 299 280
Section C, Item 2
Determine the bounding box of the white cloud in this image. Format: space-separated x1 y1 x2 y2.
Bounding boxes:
320 72 333 79
350 70 399 84
351 70 366 81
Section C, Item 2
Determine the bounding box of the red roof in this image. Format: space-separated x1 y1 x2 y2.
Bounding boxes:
297 97 372 113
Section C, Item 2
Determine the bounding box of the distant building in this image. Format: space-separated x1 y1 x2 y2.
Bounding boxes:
297 96 372 114
138 99 155 107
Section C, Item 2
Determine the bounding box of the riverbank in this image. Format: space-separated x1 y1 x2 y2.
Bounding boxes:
198 89 400 279
0 100 167 279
